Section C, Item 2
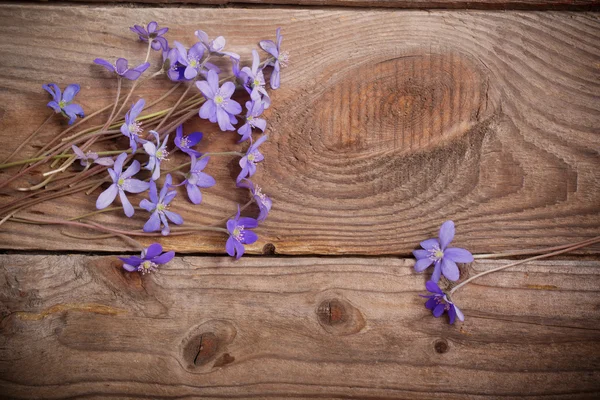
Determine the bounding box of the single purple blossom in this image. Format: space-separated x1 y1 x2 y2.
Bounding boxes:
119 243 175 274
140 174 183 236
94 57 150 81
143 130 169 181
238 179 272 222
226 206 259 259
96 152 150 217
195 30 240 60
237 100 267 143
71 145 114 167
120 99 146 152
43 83 84 125
413 220 474 282
173 41 205 80
180 155 216 204
174 124 203 157
259 27 288 89
196 69 242 131
237 135 267 182
164 48 186 82
421 281 465 324
130 21 168 51
240 50 270 106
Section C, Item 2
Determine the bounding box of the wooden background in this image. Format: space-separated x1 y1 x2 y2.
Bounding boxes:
0 1 599 398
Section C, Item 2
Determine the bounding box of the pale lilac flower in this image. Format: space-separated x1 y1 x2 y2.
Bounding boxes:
140 174 183 236
180 155 216 204
238 179 272 222
119 243 175 274
96 153 150 217
173 41 205 80
226 205 258 259
413 220 474 282
195 30 240 60
197 69 242 131
43 83 84 125
240 50 270 105
120 99 145 152
174 124 203 157
237 100 266 142
237 135 267 182
421 281 465 324
130 21 168 51
259 28 288 89
94 58 150 80
72 145 113 167
164 48 186 82
143 130 169 181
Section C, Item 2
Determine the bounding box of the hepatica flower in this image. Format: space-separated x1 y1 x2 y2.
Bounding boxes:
259 27 288 89
173 41 205 80
72 145 113 167
197 69 242 131
413 220 474 282
181 155 216 204
164 48 186 82
238 179 272 222
241 50 269 104
143 130 169 181
130 21 168 51
195 30 240 60
94 58 150 81
96 153 150 217
237 100 266 142
119 243 175 274
121 99 145 152
237 135 267 182
421 281 465 324
43 83 84 125
140 174 183 236
174 124 203 157
226 206 258 259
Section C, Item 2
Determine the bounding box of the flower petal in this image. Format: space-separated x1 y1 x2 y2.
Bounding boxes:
425 296 438 310
433 303 445 318
62 84 80 103
153 250 175 265
439 220 455 250
139 198 156 212
414 257 433 272
444 247 474 263
143 212 161 232
96 184 118 209
144 243 163 259
454 304 465 322
225 236 236 257
420 238 439 251
165 210 183 225
197 80 215 99
113 153 127 175
441 258 460 281
199 100 216 120
121 159 141 179
119 190 135 217
426 280 444 295
94 58 115 72
186 183 202 204
413 249 429 259
431 261 442 283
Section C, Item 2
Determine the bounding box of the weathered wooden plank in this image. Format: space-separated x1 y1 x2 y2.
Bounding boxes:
0 6 599 255
33 0 600 11
0 255 599 398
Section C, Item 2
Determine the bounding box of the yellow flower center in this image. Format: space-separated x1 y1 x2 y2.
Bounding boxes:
215 95 224 105
247 154 255 162
253 78 260 87
118 178 125 186
434 250 444 258
58 100 67 108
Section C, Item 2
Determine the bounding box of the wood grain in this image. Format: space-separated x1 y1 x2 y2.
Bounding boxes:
0 5 599 255
1 254 599 399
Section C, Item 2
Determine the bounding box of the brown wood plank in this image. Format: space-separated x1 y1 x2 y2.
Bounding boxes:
0 5 599 255
31 0 600 11
0 255 599 398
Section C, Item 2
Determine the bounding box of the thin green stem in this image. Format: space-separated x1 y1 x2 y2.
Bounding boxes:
0 150 129 170
154 80 196 132
3 113 54 164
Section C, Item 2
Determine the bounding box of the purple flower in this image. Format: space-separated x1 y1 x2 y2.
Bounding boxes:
238 179 272 222
119 243 175 274
72 145 114 167
196 70 242 131
174 124 203 157
120 99 145 152
43 83 84 125
240 50 270 105
181 155 216 204
140 174 183 236
237 135 267 182
143 130 169 181
421 281 465 324
259 28 288 89
195 30 240 60
130 21 168 51
237 100 267 143
94 58 150 81
413 220 474 282
164 48 186 82
173 41 205 80
96 152 150 217
226 206 258 259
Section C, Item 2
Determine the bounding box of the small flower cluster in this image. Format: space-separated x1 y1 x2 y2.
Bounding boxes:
5 21 287 274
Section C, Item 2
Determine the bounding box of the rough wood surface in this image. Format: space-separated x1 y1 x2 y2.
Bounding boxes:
1 254 599 398
35 0 600 11
0 5 599 255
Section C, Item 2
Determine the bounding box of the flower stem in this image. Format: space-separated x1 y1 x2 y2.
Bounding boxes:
2 113 55 164
0 150 128 170
154 80 196 133
449 235 600 296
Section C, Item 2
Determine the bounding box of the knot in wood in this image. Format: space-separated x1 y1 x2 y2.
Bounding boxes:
434 339 449 354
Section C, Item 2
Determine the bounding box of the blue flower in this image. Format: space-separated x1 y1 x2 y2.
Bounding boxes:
172 41 205 80
421 281 465 324
237 100 267 143
119 243 175 274
140 174 183 236
130 21 169 51
238 179 271 222
94 58 150 80
181 155 216 204
120 99 146 152
237 135 267 182
226 206 258 259
413 220 474 282
196 69 242 131
174 124 203 157
259 28 288 89
43 83 84 125
143 130 169 181
240 50 270 106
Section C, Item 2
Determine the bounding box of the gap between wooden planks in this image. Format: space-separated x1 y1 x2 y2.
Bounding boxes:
0 255 599 398
0 5 599 256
